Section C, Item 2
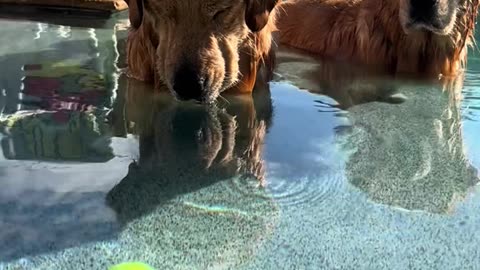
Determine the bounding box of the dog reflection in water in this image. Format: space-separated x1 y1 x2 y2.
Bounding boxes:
341 76 479 214
275 47 479 214
106 78 273 223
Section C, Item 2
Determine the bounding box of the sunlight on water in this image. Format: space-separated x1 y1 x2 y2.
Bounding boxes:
463 60 480 122
461 50 480 174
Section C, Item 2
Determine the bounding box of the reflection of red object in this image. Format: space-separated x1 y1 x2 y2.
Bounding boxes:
22 75 105 113
51 110 71 124
23 77 61 96
23 64 42 71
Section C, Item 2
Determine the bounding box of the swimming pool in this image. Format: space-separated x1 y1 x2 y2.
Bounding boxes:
0 8 479 270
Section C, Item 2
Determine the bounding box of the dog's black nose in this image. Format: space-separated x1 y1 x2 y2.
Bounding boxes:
410 0 437 21
172 65 206 101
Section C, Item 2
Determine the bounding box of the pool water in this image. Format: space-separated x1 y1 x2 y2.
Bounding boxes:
0 8 479 270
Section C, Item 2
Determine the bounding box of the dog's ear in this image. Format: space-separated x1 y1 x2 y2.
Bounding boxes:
125 0 144 29
245 0 278 32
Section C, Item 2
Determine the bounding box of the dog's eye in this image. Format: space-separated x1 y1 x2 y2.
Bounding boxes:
213 7 232 20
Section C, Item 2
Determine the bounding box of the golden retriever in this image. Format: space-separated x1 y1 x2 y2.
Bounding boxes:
124 0 278 103
275 0 479 78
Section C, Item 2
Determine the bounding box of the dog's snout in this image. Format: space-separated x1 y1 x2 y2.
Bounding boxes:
173 64 208 102
409 0 438 21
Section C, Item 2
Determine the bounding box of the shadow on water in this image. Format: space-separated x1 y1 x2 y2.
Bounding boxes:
105 77 274 225
344 77 479 214
276 46 480 214
0 189 119 262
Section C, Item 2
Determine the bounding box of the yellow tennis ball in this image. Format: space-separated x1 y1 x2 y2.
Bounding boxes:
108 262 155 270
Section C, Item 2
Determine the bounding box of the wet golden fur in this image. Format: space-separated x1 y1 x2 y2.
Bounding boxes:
276 0 480 78
125 0 278 100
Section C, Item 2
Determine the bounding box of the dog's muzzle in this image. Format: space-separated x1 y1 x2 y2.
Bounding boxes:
172 64 213 103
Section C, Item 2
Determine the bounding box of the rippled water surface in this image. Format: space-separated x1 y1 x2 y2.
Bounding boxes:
0 8 480 270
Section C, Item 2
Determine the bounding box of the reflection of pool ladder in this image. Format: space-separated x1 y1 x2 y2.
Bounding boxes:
34 22 47 40
86 18 131 109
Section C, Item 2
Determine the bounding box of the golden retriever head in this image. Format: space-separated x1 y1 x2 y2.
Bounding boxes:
399 0 469 35
126 0 277 103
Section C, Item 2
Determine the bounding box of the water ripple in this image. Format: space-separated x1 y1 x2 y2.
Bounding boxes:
223 170 344 208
